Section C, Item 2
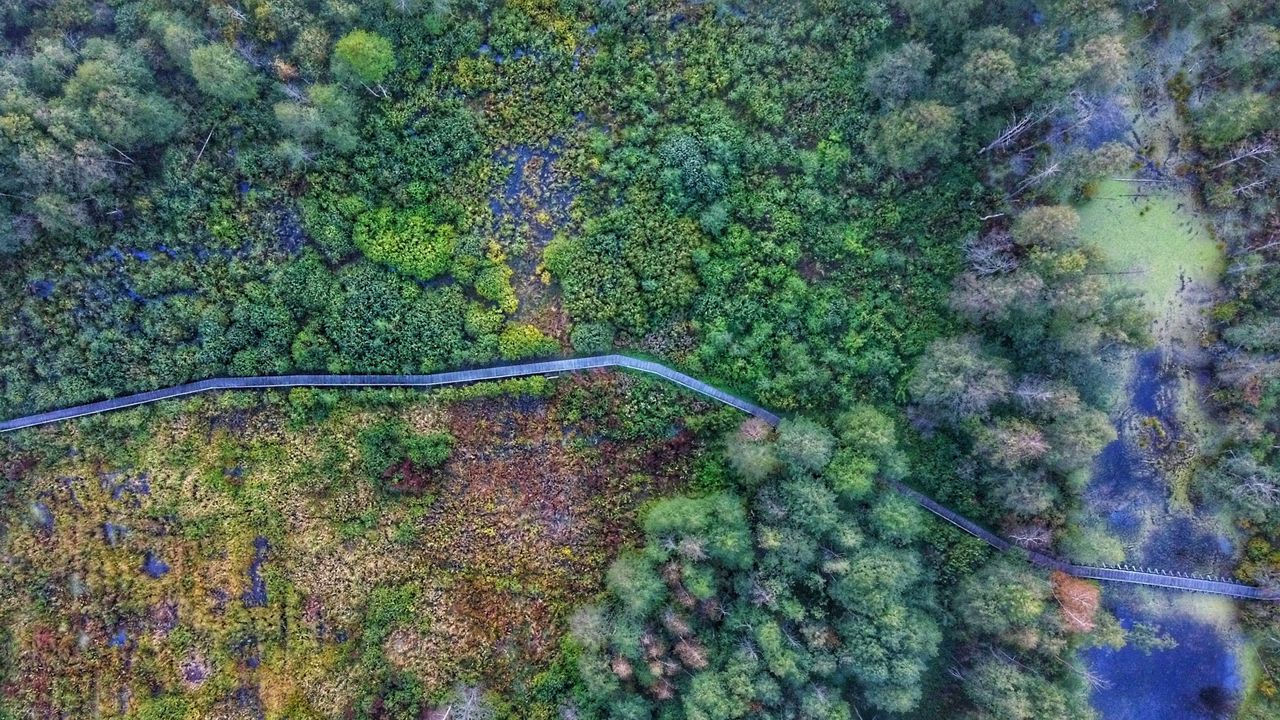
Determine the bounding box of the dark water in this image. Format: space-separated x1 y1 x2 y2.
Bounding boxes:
142 551 170 578
242 536 269 607
1088 606 1242 720
1085 349 1243 720
488 142 577 245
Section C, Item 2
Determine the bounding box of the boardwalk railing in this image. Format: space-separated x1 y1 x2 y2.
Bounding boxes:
1 356 1274 600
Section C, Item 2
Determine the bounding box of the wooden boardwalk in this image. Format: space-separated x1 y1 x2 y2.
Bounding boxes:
1 356 1274 600
890 481 1279 600
0 355 780 433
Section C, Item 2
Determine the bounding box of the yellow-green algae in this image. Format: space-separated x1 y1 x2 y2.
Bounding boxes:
1077 179 1224 339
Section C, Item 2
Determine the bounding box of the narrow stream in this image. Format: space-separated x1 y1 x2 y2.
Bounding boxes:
1084 349 1245 720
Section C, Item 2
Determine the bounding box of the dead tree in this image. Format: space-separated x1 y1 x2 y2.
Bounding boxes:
1017 92 1094 153
1011 162 1061 196
1232 177 1271 196
980 111 1039 155
1008 524 1052 550
448 685 495 720
965 231 1018 275
1211 140 1276 170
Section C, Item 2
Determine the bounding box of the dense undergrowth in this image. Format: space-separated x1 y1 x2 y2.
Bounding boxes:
0 0 969 417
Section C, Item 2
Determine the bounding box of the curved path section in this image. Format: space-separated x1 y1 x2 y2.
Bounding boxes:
0 356 1273 600
0 355 779 434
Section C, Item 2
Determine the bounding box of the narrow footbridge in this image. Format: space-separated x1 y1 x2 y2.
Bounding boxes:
0 355 1273 600
0 355 779 433
889 482 1279 601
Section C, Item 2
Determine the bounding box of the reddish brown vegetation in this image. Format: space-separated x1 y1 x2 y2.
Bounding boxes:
738 417 773 442
381 382 701 689
1051 570 1100 633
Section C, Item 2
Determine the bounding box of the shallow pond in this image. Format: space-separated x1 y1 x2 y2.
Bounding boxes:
1088 602 1243 720
1078 180 1222 344
1084 349 1246 720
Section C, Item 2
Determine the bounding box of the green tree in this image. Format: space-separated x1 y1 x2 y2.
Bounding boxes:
963 658 1075 720
59 40 181 151
962 48 1020 107
776 416 836 473
909 335 1011 424
955 558 1047 638
896 0 981 38
825 450 876 501
871 101 959 173
834 404 904 477
274 83 359 152
31 193 86 237
869 493 924 545
725 429 780 485
605 552 665 618
863 42 934 107
189 44 257 103
333 30 396 86
28 38 76 94
642 494 753 569
147 11 201 70
1223 23 1280 80
1194 91 1272 150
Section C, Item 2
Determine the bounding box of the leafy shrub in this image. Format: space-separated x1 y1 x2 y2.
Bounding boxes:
322 264 472 373
358 419 452 492
870 101 958 172
1194 91 1272 150
132 697 190 720
353 207 456 280
569 322 615 354
465 302 506 337
498 323 558 360
474 263 518 313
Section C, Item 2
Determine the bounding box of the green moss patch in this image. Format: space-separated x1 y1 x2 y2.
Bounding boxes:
1077 180 1224 335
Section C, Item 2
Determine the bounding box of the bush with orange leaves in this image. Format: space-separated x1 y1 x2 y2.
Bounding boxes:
1051 570 1100 633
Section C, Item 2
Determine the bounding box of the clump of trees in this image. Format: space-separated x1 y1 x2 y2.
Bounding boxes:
909 203 1144 536
570 415 942 717
862 0 1133 189
0 37 180 239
